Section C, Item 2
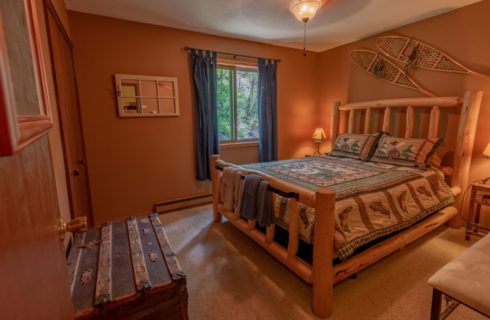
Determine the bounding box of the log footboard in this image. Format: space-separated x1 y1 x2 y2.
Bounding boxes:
211 155 222 223
208 91 482 319
210 154 337 318
210 154 460 319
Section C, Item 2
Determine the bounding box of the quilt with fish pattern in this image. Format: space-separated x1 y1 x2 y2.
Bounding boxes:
243 156 454 260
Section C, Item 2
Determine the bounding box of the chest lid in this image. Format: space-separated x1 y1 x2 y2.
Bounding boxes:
66 214 185 317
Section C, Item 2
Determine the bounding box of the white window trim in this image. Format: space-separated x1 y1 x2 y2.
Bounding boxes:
220 141 259 150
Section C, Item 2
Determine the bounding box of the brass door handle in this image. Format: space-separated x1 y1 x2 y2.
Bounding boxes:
58 216 88 241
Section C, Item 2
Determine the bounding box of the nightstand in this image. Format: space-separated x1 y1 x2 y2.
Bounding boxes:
465 181 490 240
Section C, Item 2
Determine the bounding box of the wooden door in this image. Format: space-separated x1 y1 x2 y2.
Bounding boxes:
0 138 74 319
45 2 93 224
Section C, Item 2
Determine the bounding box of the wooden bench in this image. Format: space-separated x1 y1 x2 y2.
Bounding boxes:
428 233 490 319
67 214 188 320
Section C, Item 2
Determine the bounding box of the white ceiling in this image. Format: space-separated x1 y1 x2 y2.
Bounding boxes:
65 0 482 52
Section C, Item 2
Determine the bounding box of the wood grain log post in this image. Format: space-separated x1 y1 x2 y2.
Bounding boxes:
364 108 372 134
405 106 414 138
211 155 222 223
266 225 275 243
428 106 440 139
451 91 483 227
247 220 257 230
266 193 276 242
382 106 391 133
287 198 300 259
348 110 355 134
312 188 336 319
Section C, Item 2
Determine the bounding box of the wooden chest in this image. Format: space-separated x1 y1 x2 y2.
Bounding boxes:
67 214 188 320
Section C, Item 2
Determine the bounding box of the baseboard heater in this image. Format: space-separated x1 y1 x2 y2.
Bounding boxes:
153 193 212 214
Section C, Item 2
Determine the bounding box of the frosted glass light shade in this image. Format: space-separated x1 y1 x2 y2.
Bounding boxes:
289 0 323 23
484 143 490 159
312 127 326 141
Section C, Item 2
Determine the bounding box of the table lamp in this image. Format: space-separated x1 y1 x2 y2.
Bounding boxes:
312 127 326 155
483 142 490 183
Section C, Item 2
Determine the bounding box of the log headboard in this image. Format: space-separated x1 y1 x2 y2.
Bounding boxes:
331 91 483 193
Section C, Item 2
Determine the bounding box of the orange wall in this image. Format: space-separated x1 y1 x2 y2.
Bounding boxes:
318 1 490 225
68 12 320 222
319 0 490 181
71 1 490 223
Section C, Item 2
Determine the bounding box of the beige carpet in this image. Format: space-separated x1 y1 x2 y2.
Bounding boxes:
159 205 487 320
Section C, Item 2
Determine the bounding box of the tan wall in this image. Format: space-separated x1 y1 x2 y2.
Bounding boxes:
318 0 490 225
68 12 320 223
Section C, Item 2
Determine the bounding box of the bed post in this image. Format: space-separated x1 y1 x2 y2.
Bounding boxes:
451 90 483 227
312 188 336 319
211 154 222 223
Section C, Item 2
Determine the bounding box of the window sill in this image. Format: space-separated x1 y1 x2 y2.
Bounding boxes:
220 141 259 150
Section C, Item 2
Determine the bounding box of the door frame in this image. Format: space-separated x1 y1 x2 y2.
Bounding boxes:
44 0 94 225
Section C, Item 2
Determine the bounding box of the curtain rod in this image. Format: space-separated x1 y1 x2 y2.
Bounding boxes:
184 46 281 63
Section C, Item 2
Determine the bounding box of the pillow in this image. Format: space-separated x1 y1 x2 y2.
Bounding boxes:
371 136 443 167
330 132 383 160
427 143 446 168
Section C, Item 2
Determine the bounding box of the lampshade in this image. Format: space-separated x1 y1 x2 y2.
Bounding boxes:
289 0 324 23
484 143 490 159
312 127 326 141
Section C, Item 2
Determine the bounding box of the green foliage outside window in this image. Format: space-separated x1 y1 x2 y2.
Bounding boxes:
217 68 232 140
217 66 259 142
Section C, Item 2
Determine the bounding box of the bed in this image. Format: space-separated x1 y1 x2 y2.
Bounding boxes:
210 92 483 318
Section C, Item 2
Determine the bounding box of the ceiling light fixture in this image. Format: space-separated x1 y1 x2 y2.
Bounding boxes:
289 0 324 56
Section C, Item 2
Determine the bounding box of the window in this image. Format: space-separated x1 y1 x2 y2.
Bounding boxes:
115 74 179 117
217 65 259 142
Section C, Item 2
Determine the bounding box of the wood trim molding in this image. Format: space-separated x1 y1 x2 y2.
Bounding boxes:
0 0 53 155
44 0 94 223
44 0 73 47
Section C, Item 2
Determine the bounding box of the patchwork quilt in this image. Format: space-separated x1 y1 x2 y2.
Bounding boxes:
243 156 454 260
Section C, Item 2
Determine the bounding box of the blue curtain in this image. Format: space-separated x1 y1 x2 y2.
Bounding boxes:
190 49 219 180
258 58 278 162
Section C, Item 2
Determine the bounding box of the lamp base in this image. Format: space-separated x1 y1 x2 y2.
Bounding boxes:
312 141 321 155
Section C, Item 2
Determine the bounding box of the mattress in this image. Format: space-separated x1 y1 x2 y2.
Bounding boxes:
243 155 454 260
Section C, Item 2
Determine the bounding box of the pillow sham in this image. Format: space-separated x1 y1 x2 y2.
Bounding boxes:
427 143 446 168
371 136 443 167
330 132 383 160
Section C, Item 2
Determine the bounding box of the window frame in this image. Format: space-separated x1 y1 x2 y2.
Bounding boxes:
217 63 259 144
115 74 180 117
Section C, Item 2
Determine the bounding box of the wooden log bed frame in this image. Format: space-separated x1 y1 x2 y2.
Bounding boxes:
210 91 483 319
